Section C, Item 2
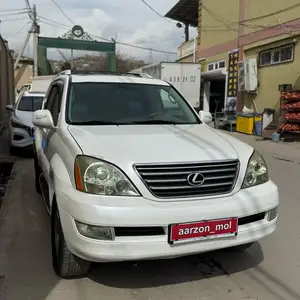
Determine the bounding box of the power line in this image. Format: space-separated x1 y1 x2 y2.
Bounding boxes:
51 0 74 25
109 39 177 55
0 11 29 17
39 16 69 29
1 21 30 36
38 20 177 55
24 0 32 12
139 0 174 24
241 3 300 23
0 17 28 23
200 2 300 28
135 36 184 44
0 8 28 12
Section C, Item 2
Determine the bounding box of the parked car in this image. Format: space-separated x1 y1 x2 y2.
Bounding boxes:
6 91 45 153
32 70 279 279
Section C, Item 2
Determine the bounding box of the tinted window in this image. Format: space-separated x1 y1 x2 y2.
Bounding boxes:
67 83 200 125
44 84 61 125
17 96 44 112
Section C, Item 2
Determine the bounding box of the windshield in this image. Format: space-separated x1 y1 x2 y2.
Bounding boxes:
17 96 44 112
67 83 200 125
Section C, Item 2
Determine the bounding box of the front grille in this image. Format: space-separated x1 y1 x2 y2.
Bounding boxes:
135 160 239 198
25 126 34 137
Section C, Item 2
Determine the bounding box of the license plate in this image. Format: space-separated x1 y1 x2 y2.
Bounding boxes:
168 217 238 244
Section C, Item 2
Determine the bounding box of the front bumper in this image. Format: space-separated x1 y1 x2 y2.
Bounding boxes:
56 180 279 262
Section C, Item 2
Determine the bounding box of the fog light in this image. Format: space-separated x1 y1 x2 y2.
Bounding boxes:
75 220 114 240
267 207 278 221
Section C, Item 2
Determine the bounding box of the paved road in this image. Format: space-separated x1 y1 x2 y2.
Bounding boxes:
0 144 299 299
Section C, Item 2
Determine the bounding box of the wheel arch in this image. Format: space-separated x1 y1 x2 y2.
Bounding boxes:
49 153 72 214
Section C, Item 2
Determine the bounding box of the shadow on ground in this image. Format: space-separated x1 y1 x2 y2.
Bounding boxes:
88 243 263 288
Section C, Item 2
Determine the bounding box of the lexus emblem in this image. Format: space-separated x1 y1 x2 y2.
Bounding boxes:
187 172 205 186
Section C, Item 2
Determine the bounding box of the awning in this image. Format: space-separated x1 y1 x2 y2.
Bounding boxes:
201 68 227 80
164 0 198 27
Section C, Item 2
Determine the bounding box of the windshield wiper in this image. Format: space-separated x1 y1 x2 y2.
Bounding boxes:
71 120 126 125
131 120 177 124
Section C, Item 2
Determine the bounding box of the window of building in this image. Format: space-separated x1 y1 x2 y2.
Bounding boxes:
208 64 214 71
259 44 294 67
207 60 226 71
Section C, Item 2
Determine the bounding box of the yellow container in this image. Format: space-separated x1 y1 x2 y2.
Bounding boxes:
236 114 262 135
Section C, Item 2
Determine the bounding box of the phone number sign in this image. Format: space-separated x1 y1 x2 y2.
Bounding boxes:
163 76 197 83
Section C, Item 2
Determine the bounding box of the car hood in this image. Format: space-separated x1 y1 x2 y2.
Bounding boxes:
68 124 253 165
13 110 34 127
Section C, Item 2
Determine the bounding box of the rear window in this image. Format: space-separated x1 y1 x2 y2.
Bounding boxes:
17 96 44 112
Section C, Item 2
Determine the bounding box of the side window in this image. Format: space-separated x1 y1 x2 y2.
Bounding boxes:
160 89 179 109
44 85 57 111
51 88 61 125
44 84 62 125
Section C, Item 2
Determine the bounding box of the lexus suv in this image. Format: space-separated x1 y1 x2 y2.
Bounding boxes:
32 70 279 279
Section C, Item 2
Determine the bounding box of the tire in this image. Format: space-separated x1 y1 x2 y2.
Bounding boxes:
223 242 254 252
51 205 91 278
33 155 41 194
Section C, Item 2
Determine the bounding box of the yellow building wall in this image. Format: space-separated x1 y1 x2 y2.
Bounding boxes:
14 63 33 90
205 53 229 65
244 0 300 35
242 36 300 112
178 55 194 62
199 0 239 48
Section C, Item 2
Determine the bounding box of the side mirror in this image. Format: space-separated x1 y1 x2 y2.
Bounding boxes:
199 110 212 124
33 109 55 129
5 104 14 112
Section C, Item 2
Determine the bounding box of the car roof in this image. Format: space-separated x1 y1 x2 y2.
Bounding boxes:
22 91 46 97
69 74 169 86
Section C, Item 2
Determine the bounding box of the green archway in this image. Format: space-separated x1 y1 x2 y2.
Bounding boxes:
37 25 116 75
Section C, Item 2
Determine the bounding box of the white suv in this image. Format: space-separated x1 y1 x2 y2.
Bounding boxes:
33 70 279 279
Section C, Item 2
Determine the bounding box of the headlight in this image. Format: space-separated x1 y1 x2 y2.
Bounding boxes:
11 119 27 129
242 150 269 188
74 155 140 196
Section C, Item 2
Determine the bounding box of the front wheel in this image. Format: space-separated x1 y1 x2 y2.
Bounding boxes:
51 206 91 278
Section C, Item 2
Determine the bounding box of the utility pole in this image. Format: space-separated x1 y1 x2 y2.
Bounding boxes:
14 23 34 70
32 4 40 77
14 3 40 74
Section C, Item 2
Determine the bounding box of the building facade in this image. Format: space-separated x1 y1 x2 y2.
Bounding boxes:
0 36 14 132
14 57 34 92
166 0 300 114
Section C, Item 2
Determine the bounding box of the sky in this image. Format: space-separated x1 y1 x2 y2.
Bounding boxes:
0 0 197 63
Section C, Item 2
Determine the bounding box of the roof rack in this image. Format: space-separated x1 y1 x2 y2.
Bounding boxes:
27 91 46 94
54 69 154 79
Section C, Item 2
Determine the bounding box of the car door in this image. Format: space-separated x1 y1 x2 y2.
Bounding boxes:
37 83 61 183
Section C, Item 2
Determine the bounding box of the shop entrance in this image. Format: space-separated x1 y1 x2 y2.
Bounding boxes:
209 79 226 114
201 68 227 114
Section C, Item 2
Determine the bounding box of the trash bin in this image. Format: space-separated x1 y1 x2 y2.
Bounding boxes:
236 113 262 134
254 120 263 136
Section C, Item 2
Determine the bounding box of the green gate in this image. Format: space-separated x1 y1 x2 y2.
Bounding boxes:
37 25 116 75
